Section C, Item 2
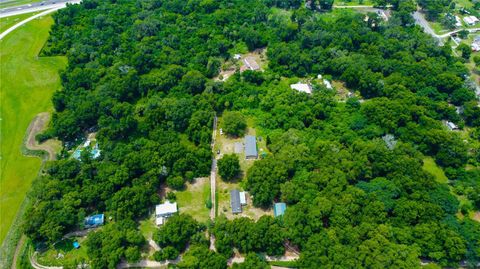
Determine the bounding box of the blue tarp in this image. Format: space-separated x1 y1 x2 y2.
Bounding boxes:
73 241 80 249
85 214 104 227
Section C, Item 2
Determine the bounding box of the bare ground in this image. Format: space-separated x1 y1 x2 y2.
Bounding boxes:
473 211 480 222
24 112 61 160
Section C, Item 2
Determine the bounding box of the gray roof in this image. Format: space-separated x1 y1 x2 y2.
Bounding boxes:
230 189 242 214
245 135 257 158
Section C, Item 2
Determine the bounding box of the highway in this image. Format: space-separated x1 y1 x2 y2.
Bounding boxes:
0 0 78 18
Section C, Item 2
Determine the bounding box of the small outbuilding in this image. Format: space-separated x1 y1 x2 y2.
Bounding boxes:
290 83 312 94
274 203 286 217
464 16 479 26
85 214 104 228
239 191 247 205
230 189 242 214
155 201 178 225
245 135 258 159
446 121 459 131
243 57 260 71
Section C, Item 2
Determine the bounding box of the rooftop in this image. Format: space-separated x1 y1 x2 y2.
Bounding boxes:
290 83 312 94
244 57 260 71
156 201 178 216
245 135 258 158
85 214 104 227
274 203 286 217
230 189 242 214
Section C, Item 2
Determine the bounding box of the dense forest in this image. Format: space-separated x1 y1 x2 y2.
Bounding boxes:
22 0 480 268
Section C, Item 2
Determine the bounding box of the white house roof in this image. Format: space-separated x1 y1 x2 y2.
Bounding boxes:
464 16 479 25
156 201 177 216
156 216 165 225
446 121 458 130
290 83 312 94
239 191 246 205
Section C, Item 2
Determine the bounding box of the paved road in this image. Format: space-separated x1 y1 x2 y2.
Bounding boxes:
0 0 77 18
413 11 480 40
0 6 58 39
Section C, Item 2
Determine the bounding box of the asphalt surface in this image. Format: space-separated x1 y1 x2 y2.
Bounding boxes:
0 0 77 18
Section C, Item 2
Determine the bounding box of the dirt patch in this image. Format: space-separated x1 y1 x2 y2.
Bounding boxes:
473 211 480 222
25 112 61 161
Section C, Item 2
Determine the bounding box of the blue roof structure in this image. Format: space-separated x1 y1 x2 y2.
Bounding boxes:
244 135 258 159
85 214 104 227
230 189 242 214
274 203 286 217
73 241 80 249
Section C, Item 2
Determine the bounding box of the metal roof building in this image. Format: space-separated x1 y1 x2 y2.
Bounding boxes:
274 203 286 217
230 189 242 214
239 191 247 205
155 201 178 225
245 135 258 159
85 214 104 228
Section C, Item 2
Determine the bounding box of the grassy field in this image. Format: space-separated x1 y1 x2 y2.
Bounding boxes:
36 237 88 266
0 14 66 244
422 157 448 184
0 11 39 33
175 177 211 223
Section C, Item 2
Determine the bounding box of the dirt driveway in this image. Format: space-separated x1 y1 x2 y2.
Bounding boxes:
25 112 60 160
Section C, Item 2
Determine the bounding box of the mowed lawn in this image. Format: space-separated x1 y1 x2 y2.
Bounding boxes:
0 15 66 243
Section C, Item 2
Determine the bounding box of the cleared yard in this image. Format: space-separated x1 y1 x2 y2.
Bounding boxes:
0 14 66 243
422 157 448 184
36 237 88 266
175 177 211 223
214 116 272 220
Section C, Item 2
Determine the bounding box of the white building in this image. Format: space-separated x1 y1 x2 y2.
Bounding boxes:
239 191 247 205
290 83 312 94
233 54 242 60
155 201 178 225
446 121 459 131
463 16 479 26
323 79 333 89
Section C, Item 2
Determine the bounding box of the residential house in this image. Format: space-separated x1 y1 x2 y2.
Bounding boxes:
155 201 178 225
230 189 242 214
245 135 258 159
85 214 104 228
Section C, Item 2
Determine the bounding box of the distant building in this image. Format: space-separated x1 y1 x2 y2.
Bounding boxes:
230 189 242 214
274 203 286 217
85 214 104 228
455 15 462 27
239 191 247 205
243 57 260 71
446 121 459 131
245 135 258 159
463 16 479 26
290 83 312 94
233 54 242 60
155 201 178 225
323 79 333 89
